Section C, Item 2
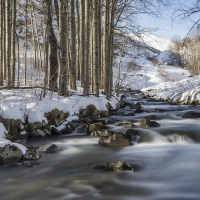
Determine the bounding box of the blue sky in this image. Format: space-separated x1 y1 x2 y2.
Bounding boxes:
138 0 200 39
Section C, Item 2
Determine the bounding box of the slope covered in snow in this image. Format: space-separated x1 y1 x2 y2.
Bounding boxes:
113 33 190 91
142 76 200 105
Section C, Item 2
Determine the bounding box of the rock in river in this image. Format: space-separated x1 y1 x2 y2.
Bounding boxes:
99 133 133 147
93 160 133 171
140 117 160 128
0 144 23 164
22 148 41 160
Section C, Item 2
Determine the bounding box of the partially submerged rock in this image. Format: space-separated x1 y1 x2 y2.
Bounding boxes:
130 102 142 109
22 161 35 167
177 111 200 119
29 129 46 138
22 148 41 160
93 160 133 171
86 122 105 133
0 144 23 164
124 129 140 141
140 117 160 128
37 144 60 153
99 133 133 147
117 122 135 128
90 129 114 137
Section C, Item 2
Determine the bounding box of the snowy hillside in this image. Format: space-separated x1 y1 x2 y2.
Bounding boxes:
113 33 191 91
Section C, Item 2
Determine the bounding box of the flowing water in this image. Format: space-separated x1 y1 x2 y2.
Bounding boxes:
1 96 200 200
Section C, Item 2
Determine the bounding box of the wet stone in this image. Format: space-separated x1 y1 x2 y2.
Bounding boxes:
124 129 140 141
90 130 114 137
177 111 200 119
140 117 160 128
1 144 23 164
130 102 142 109
99 133 133 147
22 161 35 167
117 122 135 128
93 160 133 171
29 129 46 138
22 148 41 160
37 144 60 153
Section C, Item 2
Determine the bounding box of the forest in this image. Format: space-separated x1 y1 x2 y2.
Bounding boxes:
0 0 171 100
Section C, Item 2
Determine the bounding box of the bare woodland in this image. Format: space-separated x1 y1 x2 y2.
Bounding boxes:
2 0 193 100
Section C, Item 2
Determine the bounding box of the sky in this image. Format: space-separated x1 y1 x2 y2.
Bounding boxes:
138 0 200 39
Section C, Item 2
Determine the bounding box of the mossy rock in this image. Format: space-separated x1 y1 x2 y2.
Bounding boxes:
45 108 68 126
0 117 22 135
79 105 99 118
86 122 105 133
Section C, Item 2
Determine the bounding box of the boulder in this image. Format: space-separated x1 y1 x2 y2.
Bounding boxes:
60 123 75 134
117 122 135 128
140 117 160 128
22 148 41 160
51 127 62 135
29 129 46 138
134 108 144 113
45 108 68 126
90 129 114 137
99 133 132 147
37 144 60 153
86 122 105 133
93 160 133 171
22 161 35 167
177 111 200 119
79 105 99 118
1 144 23 164
124 129 140 141
0 118 27 140
130 102 141 109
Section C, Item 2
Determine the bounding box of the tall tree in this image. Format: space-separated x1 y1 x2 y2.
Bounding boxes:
44 0 58 91
70 0 77 90
0 0 3 85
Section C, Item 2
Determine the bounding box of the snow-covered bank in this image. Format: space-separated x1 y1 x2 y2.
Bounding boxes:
0 89 120 153
141 75 200 104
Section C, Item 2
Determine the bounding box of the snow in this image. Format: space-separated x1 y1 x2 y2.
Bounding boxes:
113 49 190 90
142 76 200 104
130 34 172 51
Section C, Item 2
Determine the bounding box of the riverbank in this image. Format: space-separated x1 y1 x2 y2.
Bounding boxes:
0 88 120 155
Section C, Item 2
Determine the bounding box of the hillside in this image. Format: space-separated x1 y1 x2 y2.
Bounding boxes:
113 33 191 91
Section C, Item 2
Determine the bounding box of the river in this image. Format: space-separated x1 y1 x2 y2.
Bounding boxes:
0 95 200 200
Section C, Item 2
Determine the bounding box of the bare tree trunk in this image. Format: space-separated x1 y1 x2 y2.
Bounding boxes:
70 0 76 90
83 0 90 95
16 33 20 87
54 0 59 27
11 0 16 86
44 0 58 91
59 0 68 96
43 27 49 97
6 0 11 88
93 0 99 96
80 0 85 85
3 1 6 80
76 0 81 81
0 0 3 85
103 0 109 97
24 0 28 86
